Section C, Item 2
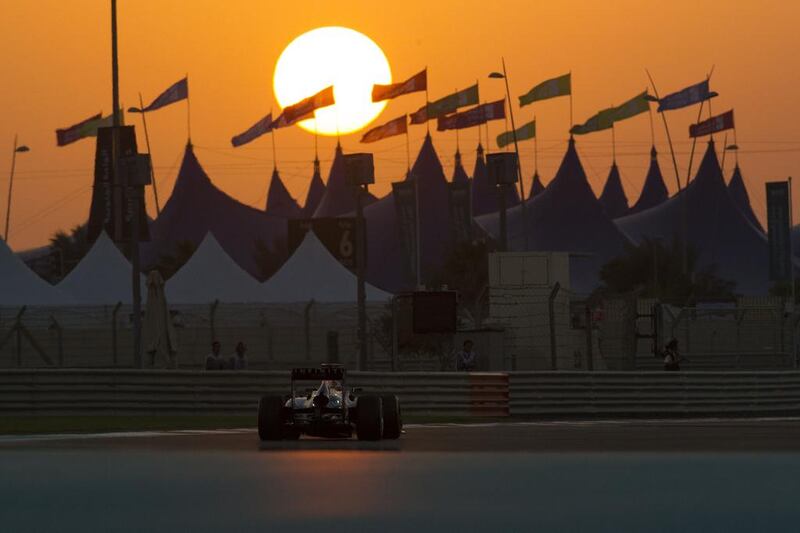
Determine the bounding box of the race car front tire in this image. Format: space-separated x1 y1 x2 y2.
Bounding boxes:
356 395 383 441
258 395 285 441
381 395 402 439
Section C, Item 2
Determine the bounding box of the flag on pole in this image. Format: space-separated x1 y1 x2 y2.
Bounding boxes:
497 120 536 148
410 84 479 124
360 115 408 143
570 108 615 135
689 109 734 138
281 86 335 125
436 99 505 131
611 91 651 123
519 73 571 107
56 112 118 146
656 79 717 112
142 77 189 112
372 69 427 102
270 109 314 129
231 113 273 147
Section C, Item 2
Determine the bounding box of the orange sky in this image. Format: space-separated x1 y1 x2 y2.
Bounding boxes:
1 0 799 250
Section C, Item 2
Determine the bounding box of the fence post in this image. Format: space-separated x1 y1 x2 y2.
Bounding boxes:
304 300 315 360
391 296 398 371
14 306 26 368
112 302 122 366
49 315 64 367
209 300 219 342
548 282 561 370
585 305 594 371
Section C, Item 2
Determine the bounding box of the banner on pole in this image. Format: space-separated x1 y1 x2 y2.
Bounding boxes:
766 181 792 281
87 126 150 244
392 181 418 282
288 217 358 269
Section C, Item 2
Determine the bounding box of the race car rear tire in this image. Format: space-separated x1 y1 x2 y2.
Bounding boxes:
381 395 402 439
258 395 285 441
356 395 383 441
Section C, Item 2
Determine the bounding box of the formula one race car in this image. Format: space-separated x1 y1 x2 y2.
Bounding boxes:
257 364 402 441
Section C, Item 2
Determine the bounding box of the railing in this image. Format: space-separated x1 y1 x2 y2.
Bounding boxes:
4 370 800 419
510 371 800 416
0 369 509 418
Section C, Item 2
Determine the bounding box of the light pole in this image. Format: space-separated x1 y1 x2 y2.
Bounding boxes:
4 136 30 243
489 58 528 249
128 101 161 216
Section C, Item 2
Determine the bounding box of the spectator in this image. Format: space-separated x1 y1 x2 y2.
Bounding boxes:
229 341 248 370
663 338 682 371
455 339 478 371
205 341 223 370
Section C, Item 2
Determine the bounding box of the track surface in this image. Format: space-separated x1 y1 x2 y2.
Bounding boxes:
2 419 800 532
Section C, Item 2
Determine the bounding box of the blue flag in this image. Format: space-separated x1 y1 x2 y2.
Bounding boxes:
231 113 273 147
657 79 717 112
143 77 189 112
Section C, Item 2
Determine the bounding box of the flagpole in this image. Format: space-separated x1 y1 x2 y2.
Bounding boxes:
720 132 729 177
733 127 739 166
271 130 277 170
647 106 656 147
4 135 18 242
500 57 528 249
533 114 539 175
611 122 616 163
645 68 686 274
569 70 574 133
137 93 160 216
186 72 192 143
425 67 430 134
405 128 411 172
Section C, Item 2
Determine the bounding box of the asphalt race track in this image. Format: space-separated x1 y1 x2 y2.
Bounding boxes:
2 419 800 532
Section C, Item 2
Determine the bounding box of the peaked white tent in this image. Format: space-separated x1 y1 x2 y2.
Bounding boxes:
259 232 392 303
0 238 74 306
166 233 263 304
57 232 146 304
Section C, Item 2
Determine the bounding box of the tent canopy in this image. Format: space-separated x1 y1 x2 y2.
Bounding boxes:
529 172 545 198
598 162 629 219
142 143 286 279
313 144 377 218
259 231 391 303
166 232 263 304
728 164 764 232
302 158 327 218
57 231 145 304
476 138 631 294
265 167 301 218
452 150 469 184
616 141 772 295
629 146 669 215
0 238 74 306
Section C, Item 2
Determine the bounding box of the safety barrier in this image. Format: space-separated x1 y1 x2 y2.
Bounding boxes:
510 371 800 417
4 369 800 419
0 370 509 417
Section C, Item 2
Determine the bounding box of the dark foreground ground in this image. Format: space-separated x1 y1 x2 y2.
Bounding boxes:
2 419 800 532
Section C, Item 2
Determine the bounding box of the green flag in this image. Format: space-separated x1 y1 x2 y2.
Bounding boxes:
570 108 615 135
519 73 571 107
611 91 650 123
497 120 536 148
409 84 479 124
428 84 479 117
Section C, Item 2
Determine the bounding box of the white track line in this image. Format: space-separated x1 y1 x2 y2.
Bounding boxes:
2 417 800 444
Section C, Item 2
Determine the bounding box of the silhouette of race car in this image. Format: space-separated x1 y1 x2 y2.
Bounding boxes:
257 364 402 441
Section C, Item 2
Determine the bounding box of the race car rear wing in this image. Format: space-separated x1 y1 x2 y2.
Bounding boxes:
291 366 346 381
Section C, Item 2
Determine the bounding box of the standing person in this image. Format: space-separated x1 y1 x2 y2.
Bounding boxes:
455 339 478 371
229 341 248 370
663 338 682 371
205 341 223 370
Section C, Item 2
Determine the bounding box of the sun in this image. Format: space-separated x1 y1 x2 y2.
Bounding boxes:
273 27 392 136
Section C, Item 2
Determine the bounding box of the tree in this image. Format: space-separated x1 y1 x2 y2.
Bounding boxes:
47 223 90 281
597 238 736 305
148 240 197 280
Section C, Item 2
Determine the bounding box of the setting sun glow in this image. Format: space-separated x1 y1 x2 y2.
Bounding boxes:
273 27 392 136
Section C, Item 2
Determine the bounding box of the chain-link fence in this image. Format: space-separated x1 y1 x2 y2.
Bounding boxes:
0 302 390 370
